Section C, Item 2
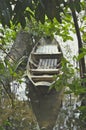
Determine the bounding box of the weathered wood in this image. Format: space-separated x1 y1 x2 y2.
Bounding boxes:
31 75 54 82
27 37 63 86
31 52 62 59
30 68 59 74
4 33 64 130
26 37 64 130
38 59 58 69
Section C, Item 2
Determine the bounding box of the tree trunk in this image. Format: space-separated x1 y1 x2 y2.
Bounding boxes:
69 0 86 77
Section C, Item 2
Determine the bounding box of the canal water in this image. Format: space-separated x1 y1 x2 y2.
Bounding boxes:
0 33 85 130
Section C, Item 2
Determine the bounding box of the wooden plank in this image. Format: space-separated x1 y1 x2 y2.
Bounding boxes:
44 59 49 69
34 81 51 86
36 45 59 54
53 59 57 69
50 59 54 68
38 59 49 69
47 59 51 69
30 68 59 74
31 75 54 82
38 59 43 69
38 59 59 69
31 52 62 59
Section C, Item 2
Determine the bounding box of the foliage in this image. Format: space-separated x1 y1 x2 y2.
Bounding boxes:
77 48 86 61
51 57 86 95
50 56 86 126
0 0 83 28
50 58 74 90
79 7 86 43
25 15 74 41
0 23 22 107
0 59 24 106
79 105 86 126
0 23 20 46
0 57 24 86
0 0 86 128
82 32 86 43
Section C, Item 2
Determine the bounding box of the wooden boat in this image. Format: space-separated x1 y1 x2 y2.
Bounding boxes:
26 37 64 129
26 37 63 87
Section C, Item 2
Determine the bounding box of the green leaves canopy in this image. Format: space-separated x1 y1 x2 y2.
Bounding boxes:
0 0 82 27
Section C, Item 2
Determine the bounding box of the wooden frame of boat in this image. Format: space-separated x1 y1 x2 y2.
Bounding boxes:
26 37 63 87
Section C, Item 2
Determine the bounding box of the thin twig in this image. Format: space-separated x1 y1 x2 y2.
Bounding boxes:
0 80 14 107
0 45 16 62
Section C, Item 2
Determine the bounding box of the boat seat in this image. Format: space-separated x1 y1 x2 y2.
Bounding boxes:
31 52 62 59
30 68 59 75
36 44 59 53
31 75 55 82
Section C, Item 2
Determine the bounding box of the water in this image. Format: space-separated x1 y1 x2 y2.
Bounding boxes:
0 33 85 130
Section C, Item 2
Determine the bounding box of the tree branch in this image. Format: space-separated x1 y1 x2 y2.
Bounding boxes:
69 0 86 77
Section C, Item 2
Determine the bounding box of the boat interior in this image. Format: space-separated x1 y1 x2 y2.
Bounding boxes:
27 38 62 86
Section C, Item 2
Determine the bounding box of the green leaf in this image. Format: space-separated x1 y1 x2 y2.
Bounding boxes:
79 106 86 113
0 62 4 70
64 90 72 94
77 52 86 61
0 126 4 130
4 120 11 126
